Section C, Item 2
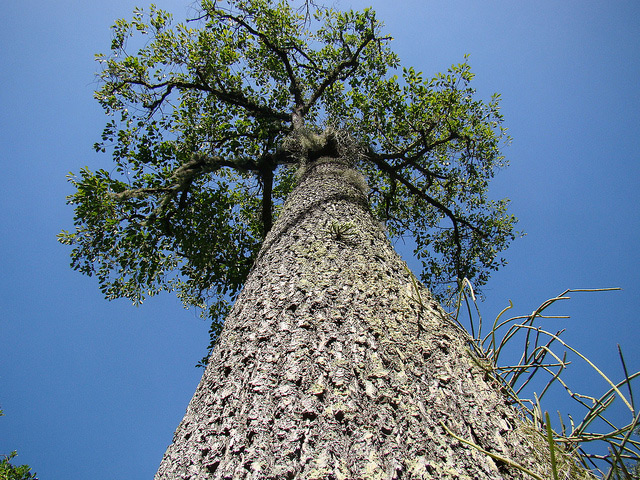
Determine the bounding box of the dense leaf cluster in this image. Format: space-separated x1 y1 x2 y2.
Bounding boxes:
0 452 38 480
59 0 517 363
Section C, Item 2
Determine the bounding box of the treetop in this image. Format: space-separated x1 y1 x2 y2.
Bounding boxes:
59 0 517 363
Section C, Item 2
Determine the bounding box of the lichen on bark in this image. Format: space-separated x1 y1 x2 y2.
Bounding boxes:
155 154 570 479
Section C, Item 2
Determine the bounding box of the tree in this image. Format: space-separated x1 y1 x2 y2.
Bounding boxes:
153 155 558 479
0 452 38 480
58 0 516 363
57 0 578 478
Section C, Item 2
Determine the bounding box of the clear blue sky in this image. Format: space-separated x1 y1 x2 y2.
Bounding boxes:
1 1 638 478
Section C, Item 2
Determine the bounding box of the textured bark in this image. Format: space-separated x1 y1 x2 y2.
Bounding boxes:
155 156 558 479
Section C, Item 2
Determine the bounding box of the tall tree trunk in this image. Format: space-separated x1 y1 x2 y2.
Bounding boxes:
155 155 557 479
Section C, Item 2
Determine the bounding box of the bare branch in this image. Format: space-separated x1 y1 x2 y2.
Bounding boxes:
297 0 321 25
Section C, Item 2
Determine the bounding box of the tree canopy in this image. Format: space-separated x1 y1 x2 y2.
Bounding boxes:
59 0 517 362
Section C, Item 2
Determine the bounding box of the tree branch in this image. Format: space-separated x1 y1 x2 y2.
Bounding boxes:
109 153 260 216
109 186 174 201
302 32 377 116
365 131 459 195
260 167 274 237
216 12 305 110
121 77 290 122
383 132 459 164
367 153 480 280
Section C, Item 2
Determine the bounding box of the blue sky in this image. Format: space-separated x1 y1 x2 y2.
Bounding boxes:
1 0 638 478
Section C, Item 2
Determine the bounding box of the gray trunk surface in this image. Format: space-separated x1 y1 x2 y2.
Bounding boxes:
155 156 561 479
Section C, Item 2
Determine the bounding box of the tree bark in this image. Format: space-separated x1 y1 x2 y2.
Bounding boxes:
155 155 559 479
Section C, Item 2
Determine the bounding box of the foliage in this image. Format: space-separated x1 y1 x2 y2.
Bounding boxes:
0 452 38 480
59 0 516 361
